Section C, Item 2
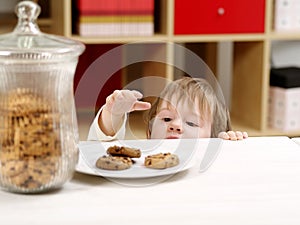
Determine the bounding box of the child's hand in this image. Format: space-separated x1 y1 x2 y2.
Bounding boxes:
218 131 248 141
104 90 151 116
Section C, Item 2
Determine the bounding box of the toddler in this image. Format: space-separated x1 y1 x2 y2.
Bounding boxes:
88 77 248 141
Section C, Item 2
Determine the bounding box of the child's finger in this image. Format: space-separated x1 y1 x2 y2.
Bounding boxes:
116 90 143 103
235 131 244 140
130 90 143 100
106 90 122 106
131 101 151 111
227 131 237 141
242 132 248 138
218 131 229 140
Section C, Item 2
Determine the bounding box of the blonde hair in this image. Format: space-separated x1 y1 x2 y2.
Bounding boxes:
146 77 231 138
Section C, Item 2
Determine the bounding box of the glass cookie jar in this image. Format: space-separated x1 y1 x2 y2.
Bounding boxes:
0 1 85 193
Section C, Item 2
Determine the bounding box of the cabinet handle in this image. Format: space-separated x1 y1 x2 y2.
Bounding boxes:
217 7 225 16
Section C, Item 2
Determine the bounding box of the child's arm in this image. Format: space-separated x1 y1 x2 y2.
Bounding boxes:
99 90 151 136
218 131 248 141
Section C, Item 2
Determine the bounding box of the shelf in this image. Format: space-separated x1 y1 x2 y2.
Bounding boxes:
70 34 169 44
64 0 300 138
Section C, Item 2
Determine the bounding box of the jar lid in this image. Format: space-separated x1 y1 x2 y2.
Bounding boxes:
0 1 85 62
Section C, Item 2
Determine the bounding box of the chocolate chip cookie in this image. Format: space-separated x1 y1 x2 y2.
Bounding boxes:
96 155 133 170
107 145 141 158
144 153 179 169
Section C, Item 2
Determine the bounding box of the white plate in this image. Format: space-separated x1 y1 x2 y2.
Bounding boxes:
76 139 205 179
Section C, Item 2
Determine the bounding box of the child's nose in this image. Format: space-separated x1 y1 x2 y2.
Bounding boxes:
168 120 183 133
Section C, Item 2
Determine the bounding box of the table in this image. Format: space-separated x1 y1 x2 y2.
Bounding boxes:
1 136 300 225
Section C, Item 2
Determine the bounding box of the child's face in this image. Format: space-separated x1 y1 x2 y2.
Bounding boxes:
150 98 212 139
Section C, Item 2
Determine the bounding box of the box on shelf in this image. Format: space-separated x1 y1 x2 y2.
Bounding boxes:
270 67 300 88
174 0 265 34
274 0 300 32
269 67 300 131
75 0 155 37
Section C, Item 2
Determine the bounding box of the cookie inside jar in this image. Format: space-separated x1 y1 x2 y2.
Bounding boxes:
0 88 62 192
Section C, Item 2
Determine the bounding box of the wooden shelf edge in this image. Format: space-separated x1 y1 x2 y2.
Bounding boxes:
69 34 169 44
269 31 300 40
232 117 300 137
69 33 267 44
172 33 266 42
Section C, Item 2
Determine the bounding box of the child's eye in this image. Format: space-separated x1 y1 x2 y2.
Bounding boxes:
163 117 172 122
186 121 199 127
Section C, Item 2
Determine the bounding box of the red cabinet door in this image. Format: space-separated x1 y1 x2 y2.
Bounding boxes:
174 0 265 34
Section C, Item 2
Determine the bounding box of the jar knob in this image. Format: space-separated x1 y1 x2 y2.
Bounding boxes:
14 1 41 34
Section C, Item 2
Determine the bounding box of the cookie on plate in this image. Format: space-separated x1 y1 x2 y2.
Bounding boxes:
107 145 141 158
96 155 133 170
144 153 179 169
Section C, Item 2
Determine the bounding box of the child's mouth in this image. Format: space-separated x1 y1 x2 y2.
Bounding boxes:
166 136 179 139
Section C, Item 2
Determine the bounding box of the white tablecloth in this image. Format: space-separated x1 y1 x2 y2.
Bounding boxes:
1 136 300 225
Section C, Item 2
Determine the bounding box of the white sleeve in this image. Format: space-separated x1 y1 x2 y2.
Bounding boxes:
87 106 127 141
